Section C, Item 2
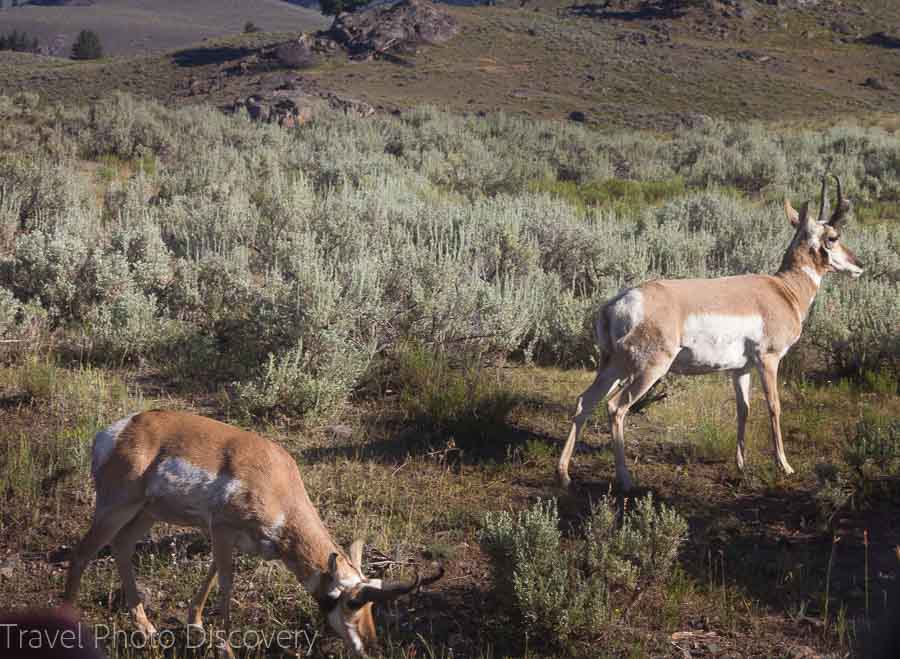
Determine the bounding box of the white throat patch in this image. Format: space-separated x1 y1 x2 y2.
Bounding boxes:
801 266 822 287
328 607 364 654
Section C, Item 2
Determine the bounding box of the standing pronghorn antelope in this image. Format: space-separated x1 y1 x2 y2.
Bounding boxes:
558 175 863 492
64 411 442 656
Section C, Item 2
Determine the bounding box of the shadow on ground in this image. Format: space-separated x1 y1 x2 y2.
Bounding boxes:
560 450 900 652
300 422 560 467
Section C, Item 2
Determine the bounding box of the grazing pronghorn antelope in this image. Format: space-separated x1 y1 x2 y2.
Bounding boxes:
63 411 442 656
558 175 863 491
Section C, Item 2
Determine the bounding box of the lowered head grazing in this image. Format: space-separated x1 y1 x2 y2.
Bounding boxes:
315 541 444 654
64 411 444 657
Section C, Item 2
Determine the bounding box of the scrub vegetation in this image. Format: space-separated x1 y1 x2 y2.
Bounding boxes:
0 92 898 657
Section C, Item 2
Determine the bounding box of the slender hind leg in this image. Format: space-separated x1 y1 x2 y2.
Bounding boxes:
732 371 751 472
64 501 144 604
558 360 625 488
110 510 157 638
607 356 674 491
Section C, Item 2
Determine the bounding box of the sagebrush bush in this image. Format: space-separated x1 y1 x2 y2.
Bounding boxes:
0 287 44 342
233 331 374 421
814 413 900 524
0 93 897 420
395 344 519 448
479 499 601 643
479 495 687 646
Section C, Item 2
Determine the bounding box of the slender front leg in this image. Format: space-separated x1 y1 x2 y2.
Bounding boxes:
731 371 751 472
755 355 794 475
188 562 219 628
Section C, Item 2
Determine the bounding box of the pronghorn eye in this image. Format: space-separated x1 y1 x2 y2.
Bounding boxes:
825 236 837 248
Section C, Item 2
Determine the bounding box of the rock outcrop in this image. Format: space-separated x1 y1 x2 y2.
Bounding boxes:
234 89 374 128
272 35 317 69
327 0 459 59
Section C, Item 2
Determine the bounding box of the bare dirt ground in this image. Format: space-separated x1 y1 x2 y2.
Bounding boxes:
1 363 898 657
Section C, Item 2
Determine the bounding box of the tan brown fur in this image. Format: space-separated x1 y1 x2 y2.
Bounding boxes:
558 176 862 491
64 411 435 656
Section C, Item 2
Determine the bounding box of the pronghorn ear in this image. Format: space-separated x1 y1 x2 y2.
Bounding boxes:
798 201 815 233
349 539 364 572
784 199 801 227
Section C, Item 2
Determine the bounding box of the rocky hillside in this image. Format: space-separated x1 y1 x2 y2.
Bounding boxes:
1 0 898 129
0 0 327 56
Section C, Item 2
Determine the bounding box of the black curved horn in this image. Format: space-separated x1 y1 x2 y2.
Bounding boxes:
829 173 851 229
347 574 421 608
816 174 829 224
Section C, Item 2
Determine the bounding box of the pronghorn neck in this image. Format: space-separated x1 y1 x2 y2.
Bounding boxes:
775 237 826 321
280 507 360 591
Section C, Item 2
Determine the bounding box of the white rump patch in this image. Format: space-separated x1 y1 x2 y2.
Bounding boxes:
145 457 243 521
92 413 138 479
608 289 644 342
674 314 764 373
801 266 822 287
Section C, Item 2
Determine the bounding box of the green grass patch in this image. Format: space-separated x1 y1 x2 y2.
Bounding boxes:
0 357 144 518
395 343 521 454
529 177 686 214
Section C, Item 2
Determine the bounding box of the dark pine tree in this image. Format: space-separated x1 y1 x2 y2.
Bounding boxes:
71 29 103 60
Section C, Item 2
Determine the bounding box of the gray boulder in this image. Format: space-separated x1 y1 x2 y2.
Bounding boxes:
328 0 459 59
273 35 318 69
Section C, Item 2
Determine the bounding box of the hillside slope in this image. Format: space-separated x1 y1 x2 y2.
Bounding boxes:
0 0 898 129
0 0 328 56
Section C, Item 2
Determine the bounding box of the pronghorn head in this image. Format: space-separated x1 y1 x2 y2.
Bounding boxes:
317 540 444 656
784 174 863 279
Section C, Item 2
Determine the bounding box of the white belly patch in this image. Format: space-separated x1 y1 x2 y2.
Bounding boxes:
673 313 763 373
145 457 244 522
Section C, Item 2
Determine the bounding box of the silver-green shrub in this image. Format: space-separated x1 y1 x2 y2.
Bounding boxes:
1 93 898 420
479 499 601 643
479 495 688 646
